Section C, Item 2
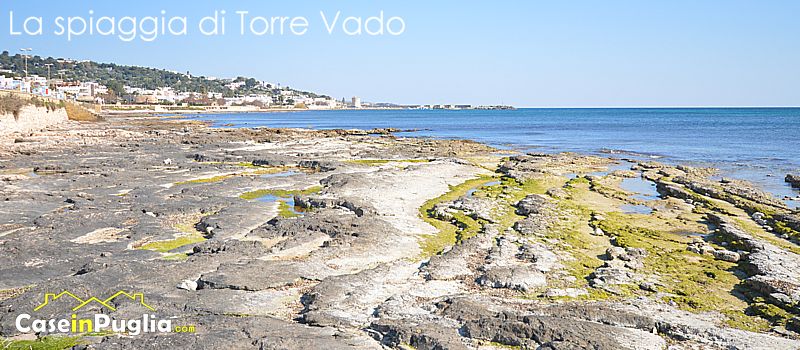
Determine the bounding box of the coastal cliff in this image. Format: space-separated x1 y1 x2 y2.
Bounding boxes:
0 93 68 136
1 92 102 143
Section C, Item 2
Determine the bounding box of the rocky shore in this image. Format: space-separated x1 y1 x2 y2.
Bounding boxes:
1 114 800 349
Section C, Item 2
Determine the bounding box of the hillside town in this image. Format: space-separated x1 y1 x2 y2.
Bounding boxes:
0 51 514 112
0 50 368 111
0 72 353 111
0 72 511 112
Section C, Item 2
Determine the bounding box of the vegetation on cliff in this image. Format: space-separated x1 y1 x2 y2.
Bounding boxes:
0 93 65 119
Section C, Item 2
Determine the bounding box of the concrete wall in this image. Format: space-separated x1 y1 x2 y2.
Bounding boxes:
0 105 68 136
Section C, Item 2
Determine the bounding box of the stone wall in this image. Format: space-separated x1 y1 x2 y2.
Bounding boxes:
0 104 68 136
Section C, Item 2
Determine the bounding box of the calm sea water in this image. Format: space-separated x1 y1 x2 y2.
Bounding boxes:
188 108 800 204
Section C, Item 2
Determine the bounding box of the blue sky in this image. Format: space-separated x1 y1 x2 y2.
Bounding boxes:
1 0 798 107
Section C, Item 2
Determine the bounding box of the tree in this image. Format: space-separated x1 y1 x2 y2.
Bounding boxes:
0 51 10 67
106 80 125 96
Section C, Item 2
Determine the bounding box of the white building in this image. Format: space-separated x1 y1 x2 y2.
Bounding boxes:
56 82 109 102
0 76 16 90
224 94 273 107
352 96 362 109
226 81 246 90
298 97 339 110
152 87 178 103
23 75 48 86
56 85 86 96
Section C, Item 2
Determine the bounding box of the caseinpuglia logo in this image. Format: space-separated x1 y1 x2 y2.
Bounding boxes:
15 290 196 335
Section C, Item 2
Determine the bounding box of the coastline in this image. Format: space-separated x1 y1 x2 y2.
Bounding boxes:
1 114 800 348
186 109 800 206
102 106 409 115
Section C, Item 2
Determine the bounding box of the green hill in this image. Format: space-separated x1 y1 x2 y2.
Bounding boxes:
0 51 326 99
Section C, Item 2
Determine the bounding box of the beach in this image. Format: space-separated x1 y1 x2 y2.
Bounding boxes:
1 114 800 349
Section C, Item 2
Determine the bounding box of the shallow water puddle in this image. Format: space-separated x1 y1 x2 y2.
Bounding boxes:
620 177 661 201
256 194 305 216
619 204 653 215
467 181 501 198
261 170 300 179
618 174 660 214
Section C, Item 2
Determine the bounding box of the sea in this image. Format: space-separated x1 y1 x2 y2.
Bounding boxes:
185 108 800 206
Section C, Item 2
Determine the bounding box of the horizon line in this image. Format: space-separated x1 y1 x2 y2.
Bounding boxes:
510 105 800 109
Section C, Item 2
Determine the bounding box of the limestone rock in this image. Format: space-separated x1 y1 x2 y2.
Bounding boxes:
177 279 199 291
712 249 741 263
787 174 800 188
477 265 547 292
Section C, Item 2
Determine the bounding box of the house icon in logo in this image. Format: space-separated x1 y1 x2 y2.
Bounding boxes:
33 291 155 312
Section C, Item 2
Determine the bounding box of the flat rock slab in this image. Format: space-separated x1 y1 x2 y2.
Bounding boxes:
187 289 301 318
199 260 309 291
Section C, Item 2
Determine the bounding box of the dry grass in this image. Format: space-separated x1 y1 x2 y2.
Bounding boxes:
65 102 103 121
0 94 28 120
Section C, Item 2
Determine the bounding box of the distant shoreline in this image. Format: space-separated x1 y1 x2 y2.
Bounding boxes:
103 107 409 115
100 106 800 115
